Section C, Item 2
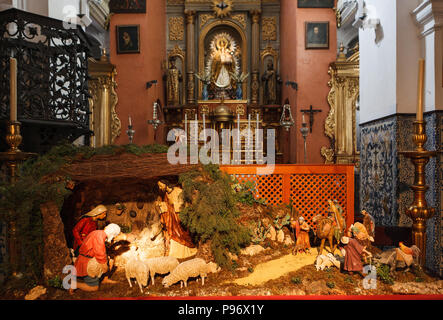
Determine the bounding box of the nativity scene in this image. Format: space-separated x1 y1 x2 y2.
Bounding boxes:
0 0 441 301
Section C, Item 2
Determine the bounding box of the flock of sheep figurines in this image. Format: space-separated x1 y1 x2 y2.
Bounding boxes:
125 247 220 293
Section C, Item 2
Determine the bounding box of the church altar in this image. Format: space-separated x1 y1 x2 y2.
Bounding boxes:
162 0 284 163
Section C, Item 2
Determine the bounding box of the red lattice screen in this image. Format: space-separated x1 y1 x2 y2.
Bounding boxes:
221 165 355 229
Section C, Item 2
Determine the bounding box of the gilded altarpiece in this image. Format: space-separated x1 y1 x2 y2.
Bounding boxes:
165 0 283 163
321 48 359 166
88 55 121 147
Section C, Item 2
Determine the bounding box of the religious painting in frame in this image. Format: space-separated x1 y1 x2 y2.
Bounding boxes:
305 22 329 49
116 25 140 54
298 0 335 8
110 0 146 14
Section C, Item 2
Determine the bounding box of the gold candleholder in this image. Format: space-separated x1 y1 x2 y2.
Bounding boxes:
399 120 438 266
0 120 36 277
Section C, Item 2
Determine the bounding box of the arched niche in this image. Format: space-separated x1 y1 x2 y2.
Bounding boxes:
167 45 186 106
260 45 280 105
198 20 248 100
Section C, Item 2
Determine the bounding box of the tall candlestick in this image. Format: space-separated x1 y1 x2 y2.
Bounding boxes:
10 57 17 122
417 59 425 121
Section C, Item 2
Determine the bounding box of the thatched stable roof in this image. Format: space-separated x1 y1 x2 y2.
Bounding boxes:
61 153 198 182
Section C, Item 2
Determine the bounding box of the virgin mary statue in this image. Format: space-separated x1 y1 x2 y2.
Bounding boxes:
206 33 240 91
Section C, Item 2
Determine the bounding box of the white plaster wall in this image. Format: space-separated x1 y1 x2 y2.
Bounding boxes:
396 0 422 115
359 0 397 123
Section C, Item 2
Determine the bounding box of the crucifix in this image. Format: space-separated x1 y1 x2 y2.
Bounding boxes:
301 105 322 133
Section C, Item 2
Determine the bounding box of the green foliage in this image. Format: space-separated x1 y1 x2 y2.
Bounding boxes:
251 220 270 244
413 265 425 282
376 264 394 285
231 179 266 206
291 277 301 285
119 224 132 234
47 275 63 289
247 267 254 273
273 214 290 231
326 281 335 289
0 142 168 281
179 164 251 269
344 276 354 284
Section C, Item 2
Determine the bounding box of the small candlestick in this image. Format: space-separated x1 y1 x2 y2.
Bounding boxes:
10 57 17 122
417 59 425 121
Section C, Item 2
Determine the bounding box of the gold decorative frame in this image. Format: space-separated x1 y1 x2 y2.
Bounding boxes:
198 19 248 100
321 47 360 165
88 56 121 147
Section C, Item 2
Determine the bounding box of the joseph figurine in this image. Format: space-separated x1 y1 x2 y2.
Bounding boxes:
166 57 182 106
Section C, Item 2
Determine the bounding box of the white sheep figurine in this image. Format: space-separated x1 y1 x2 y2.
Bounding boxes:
162 258 220 288
125 247 150 293
315 253 341 271
144 256 179 285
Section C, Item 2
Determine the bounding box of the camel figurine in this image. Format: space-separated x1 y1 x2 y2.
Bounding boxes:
313 200 346 256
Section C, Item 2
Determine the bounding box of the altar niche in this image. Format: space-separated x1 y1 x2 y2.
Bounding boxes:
200 25 245 101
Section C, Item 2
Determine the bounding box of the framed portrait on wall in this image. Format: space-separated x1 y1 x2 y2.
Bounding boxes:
305 22 329 49
116 25 140 54
110 0 146 14
298 0 335 8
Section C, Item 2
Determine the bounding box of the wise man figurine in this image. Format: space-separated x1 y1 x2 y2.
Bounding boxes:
261 60 281 105
166 56 182 106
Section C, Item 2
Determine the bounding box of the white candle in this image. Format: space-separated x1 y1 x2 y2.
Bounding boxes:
248 114 251 147
256 113 259 147
10 57 17 122
302 113 306 124
203 113 206 141
194 114 198 146
237 113 240 148
129 116 132 126
417 59 425 121
184 113 187 143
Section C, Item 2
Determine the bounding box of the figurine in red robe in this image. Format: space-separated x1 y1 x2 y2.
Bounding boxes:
291 216 311 255
341 236 372 277
72 205 108 254
71 223 121 292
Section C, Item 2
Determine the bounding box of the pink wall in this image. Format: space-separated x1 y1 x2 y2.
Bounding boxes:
281 0 337 163
108 1 336 162
109 0 166 145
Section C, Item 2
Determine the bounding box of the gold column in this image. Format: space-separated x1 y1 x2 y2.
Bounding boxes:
321 45 360 165
185 10 196 105
250 10 261 105
88 52 121 147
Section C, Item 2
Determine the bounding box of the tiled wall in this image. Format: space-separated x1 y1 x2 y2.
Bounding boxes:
359 112 442 275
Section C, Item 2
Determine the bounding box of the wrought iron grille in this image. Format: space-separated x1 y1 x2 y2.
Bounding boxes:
0 8 92 153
